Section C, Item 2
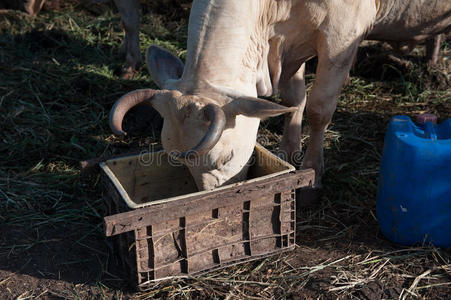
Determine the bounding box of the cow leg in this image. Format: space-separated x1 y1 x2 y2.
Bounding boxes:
426 34 442 65
114 0 141 79
24 0 46 16
279 64 306 168
303 45 359 184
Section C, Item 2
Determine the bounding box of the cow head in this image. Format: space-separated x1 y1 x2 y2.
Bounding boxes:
109 46 296 190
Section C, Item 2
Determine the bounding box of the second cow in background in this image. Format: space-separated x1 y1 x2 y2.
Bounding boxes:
111 0 448 79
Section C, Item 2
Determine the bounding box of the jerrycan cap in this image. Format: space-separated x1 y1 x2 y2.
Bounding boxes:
416 113 437 125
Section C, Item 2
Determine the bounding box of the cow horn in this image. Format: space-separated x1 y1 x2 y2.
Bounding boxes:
175 104 226 159
109 89 162 136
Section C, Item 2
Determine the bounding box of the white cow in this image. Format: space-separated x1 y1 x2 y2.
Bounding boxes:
110 0 451 191
367 1 450 64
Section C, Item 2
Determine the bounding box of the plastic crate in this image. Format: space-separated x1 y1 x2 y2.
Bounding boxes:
101 143 315 289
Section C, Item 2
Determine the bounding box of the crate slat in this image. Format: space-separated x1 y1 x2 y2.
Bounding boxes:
104 169 314 237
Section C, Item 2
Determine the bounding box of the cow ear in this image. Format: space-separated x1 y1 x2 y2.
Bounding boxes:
223 96 297 119
146 45 184 89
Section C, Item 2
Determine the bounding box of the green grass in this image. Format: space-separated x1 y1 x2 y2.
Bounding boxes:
0 4 450 299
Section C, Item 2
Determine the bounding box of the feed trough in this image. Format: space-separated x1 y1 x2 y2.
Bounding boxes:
101 143 315 290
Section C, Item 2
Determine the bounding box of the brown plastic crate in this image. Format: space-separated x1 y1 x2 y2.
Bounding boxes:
101 143 315 290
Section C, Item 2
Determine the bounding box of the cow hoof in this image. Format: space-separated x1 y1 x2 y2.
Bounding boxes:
296 184 323 208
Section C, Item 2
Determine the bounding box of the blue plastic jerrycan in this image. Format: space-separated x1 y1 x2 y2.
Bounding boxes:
376 114 451 247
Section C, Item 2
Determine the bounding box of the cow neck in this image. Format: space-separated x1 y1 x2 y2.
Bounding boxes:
179 0 268 97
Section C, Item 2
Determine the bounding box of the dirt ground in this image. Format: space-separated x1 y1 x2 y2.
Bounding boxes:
0 2 450 299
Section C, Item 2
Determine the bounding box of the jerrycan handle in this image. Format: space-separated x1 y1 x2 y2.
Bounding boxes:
416 113 437 141
424 122 437 141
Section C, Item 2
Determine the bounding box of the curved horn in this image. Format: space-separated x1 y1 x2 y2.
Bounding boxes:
176 104 226 159
109 89 162 136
